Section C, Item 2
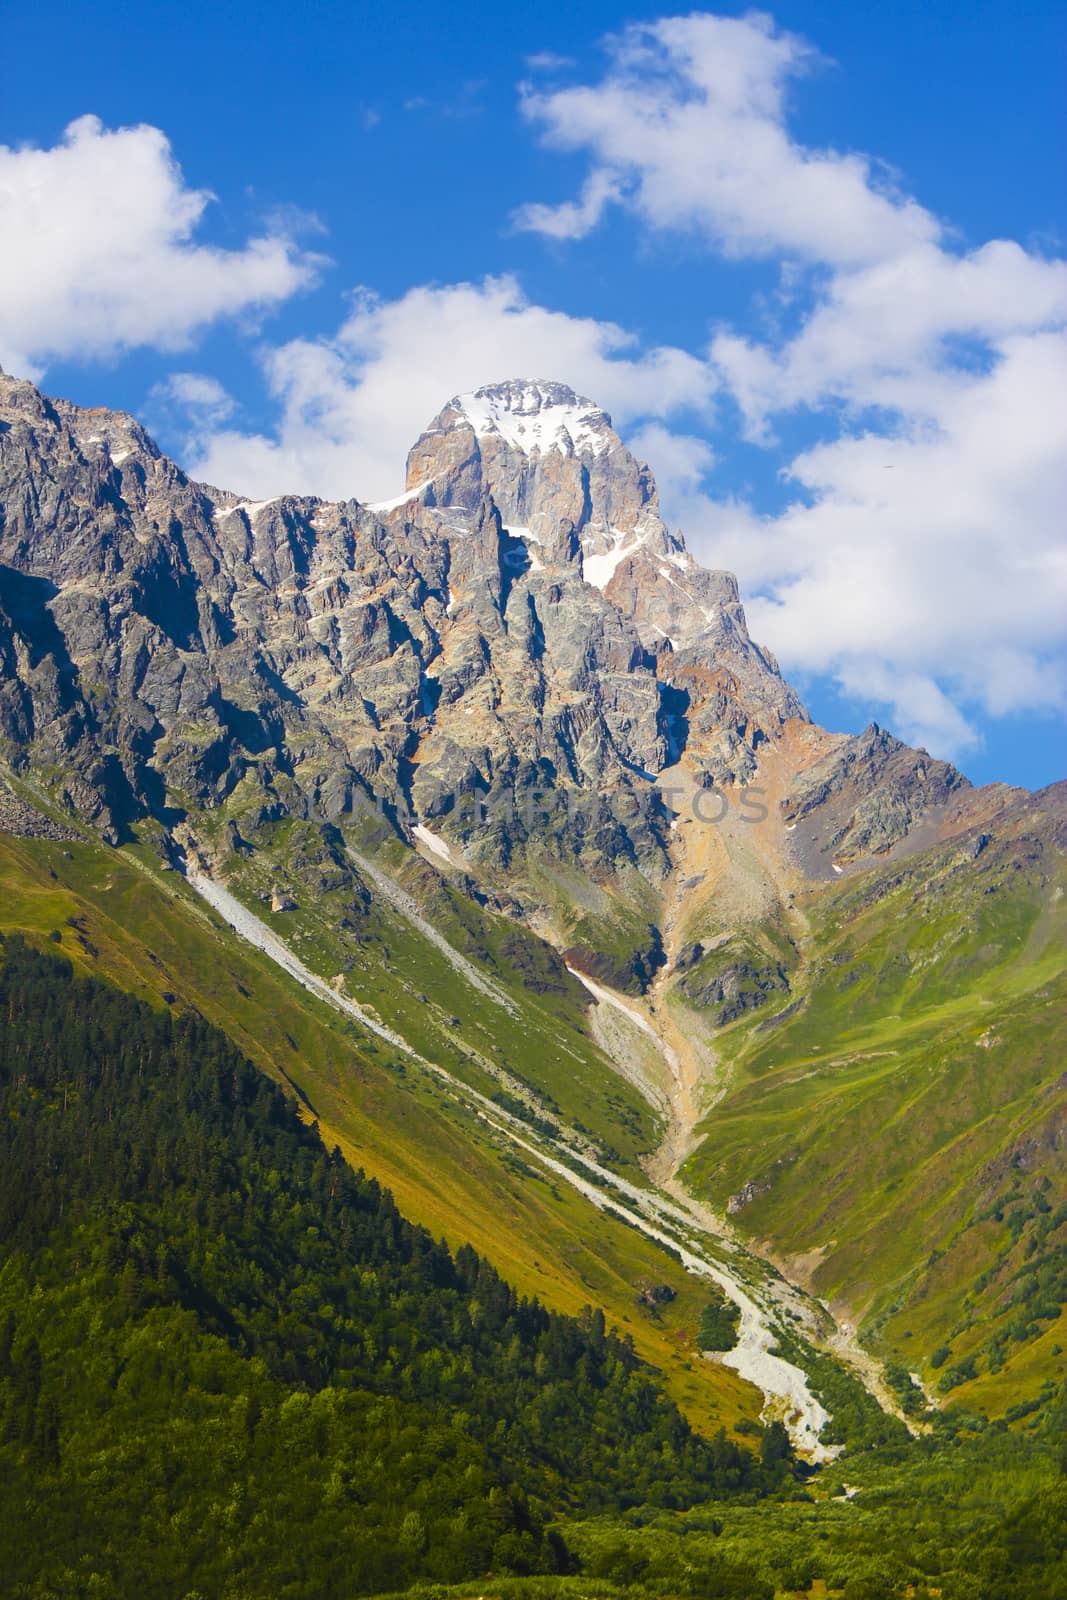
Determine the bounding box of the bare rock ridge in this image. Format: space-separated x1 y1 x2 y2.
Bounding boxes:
405 380 794 662
0 368 986 885
782 722 978 870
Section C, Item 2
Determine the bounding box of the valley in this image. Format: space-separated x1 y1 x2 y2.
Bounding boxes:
183 838 858 1457
0 369 1064 1596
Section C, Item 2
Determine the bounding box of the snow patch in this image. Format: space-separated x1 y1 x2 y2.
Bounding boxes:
583 529 649 591
214 498 280 520
566 967 659 1040
456 382 611 458
413 823 454 865
366 483 426 513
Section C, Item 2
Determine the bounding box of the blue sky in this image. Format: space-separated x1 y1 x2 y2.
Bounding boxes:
3 0 1065 788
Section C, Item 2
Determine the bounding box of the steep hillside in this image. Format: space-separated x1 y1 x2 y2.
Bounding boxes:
680 782 1067 1415
0 936 780 1597
5 934 1066 1600
0 821 760 1438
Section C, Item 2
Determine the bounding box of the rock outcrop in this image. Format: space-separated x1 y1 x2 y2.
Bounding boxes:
677 950 790 1026
0 373 807 874
781 723 977 869
0 370 1018 910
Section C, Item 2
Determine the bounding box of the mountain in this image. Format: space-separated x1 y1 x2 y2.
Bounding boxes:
0 365 1064 1453
0 371 801 852
0 367 1003 867
0 369 1013 954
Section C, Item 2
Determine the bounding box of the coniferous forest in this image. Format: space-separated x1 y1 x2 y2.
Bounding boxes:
1 933 1065 1600
0 935 770 1598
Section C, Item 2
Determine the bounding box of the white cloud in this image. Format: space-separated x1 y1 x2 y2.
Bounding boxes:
151 372 237 428
0 115 321 379
626 422 716 489
834 662 981 759
514 171 622 242
514 10 1067 758
713 239 1067 432
186 274 715 501
515 12 939 265
667 327 1067 756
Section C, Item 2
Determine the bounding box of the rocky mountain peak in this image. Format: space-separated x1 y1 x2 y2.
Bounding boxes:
402 379 778 663
389 377 808 787
0 367 811 858
0 368 1015 895
450 380 615 458
404 377 663 562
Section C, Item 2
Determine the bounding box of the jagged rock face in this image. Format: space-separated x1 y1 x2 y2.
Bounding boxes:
0 373 438 837
782 724 974 868
3 369 968 891
677 954 790 1027
401 381 806 788
0 371 809 876
407 381 664 566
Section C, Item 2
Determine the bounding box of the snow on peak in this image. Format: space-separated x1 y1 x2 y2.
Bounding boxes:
452 380 614 458
365 482 429 514
582 528 651 591
213 498 281 521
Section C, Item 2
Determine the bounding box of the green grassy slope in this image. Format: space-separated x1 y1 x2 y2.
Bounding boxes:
199 811 661 1170
0 826 759 1438
681 797 1067 1418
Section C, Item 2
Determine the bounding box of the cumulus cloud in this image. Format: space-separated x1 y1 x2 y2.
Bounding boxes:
186 274 715 502
514 9 1067 757
689 325 1067 755
0 115 321 378
713 239 1067 434
515 11 938 264
151 372 237 429
731 332 1067 745
626 422 716 489
514 171 623 242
